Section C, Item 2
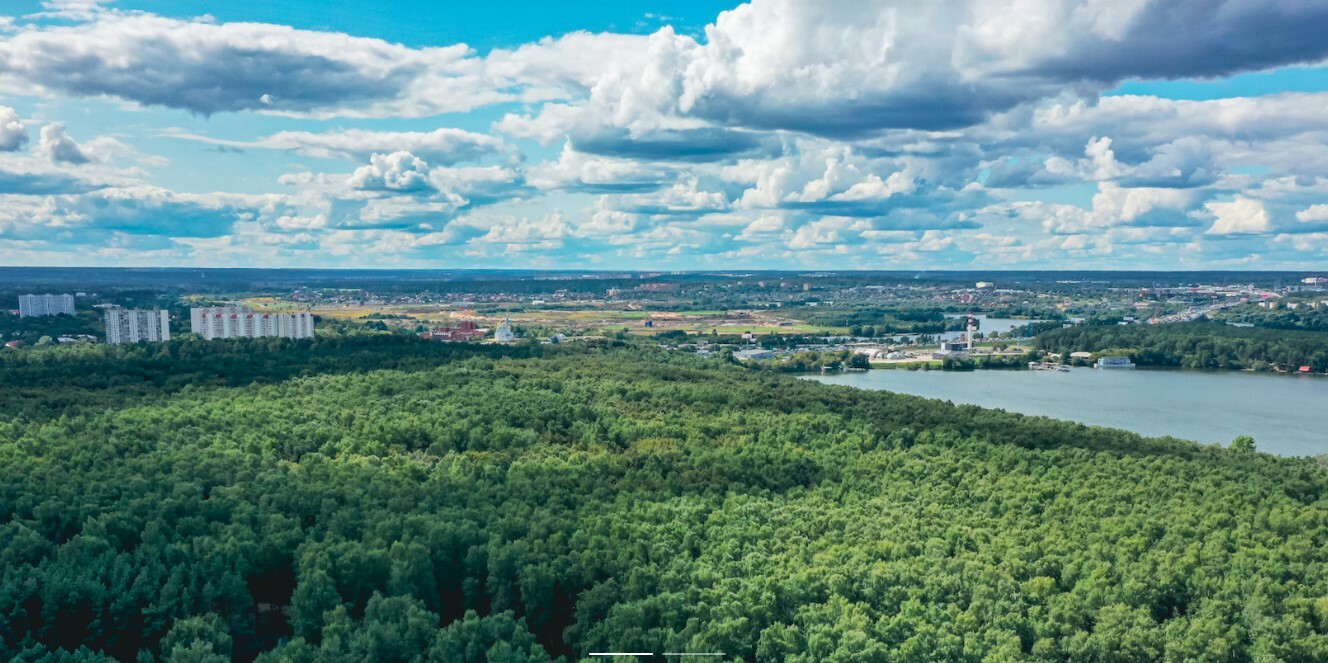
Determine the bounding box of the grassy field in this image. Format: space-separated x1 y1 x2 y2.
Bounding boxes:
236 298 849 336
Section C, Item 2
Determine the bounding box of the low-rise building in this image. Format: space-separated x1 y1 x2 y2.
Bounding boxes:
422 325 487 341
936 341 968 355
733 348 775 361
1096 356 1136 369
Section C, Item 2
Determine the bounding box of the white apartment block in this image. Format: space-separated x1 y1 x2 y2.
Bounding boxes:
189 307 315 340
18 293 76 317
104 308 171 345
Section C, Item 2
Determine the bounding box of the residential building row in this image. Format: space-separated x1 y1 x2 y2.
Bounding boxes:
104 307 171 345
189 306 315 340
18 294 76 317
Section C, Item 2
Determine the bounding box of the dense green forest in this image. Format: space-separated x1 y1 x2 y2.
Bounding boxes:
4 336 1328 661
1036 322 1328 372
1214 304 1328 333
739 349 871 373
793 307 965 335
0 310 103 347
939 353 1036 371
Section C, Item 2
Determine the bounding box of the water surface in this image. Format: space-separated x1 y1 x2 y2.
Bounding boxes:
805 368 1328 457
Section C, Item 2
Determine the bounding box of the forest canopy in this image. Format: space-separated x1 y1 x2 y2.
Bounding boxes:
2 336 1327 661
1035 321 1328 372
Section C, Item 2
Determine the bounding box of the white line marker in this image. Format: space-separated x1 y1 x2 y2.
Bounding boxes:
587 651 727 658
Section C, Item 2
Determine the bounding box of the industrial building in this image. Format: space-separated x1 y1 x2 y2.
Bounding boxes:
104 308 171 345
18 294 75 317
733 348 775 361
423 321 486 342
189 306 315 340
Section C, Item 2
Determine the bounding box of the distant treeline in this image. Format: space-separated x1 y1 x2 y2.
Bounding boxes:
940 352 1038 371
0 333 545 419
796 307 965 334
795 305 1064 338
739 349 871 372
0 310 104 347
1215 304 1328 333
1036 322 1328 371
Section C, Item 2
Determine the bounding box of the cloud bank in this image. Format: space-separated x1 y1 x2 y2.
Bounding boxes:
1 0 1327 268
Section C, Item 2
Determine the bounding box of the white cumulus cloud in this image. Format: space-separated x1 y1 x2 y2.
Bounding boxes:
0 105 25 151
1206 197 1272 235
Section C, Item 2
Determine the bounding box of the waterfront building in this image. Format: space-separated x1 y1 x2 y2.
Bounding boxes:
1096 356 1136 369
733 348 775 361
18 293 76 317
105 308 171 345
189 306 315 340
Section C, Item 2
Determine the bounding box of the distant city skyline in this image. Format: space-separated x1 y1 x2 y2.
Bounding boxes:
1 1 1328 270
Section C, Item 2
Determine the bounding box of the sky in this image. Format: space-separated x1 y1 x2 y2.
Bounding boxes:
1 1 1327 270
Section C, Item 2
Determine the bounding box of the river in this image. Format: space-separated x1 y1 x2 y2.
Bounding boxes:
882 315 1043 343
940 314 1039 339
804 367 1328 457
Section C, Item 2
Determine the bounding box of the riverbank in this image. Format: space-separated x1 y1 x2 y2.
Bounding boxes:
1036 321 1328 375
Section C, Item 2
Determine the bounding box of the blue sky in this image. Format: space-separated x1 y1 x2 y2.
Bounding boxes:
5 0 743 48
1 0 1327 270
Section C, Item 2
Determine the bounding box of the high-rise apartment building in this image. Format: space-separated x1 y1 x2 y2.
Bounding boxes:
104 308 171 345
189 306 315 340
18 294 76 317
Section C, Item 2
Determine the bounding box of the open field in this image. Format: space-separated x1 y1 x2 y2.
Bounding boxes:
239 298 849 336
